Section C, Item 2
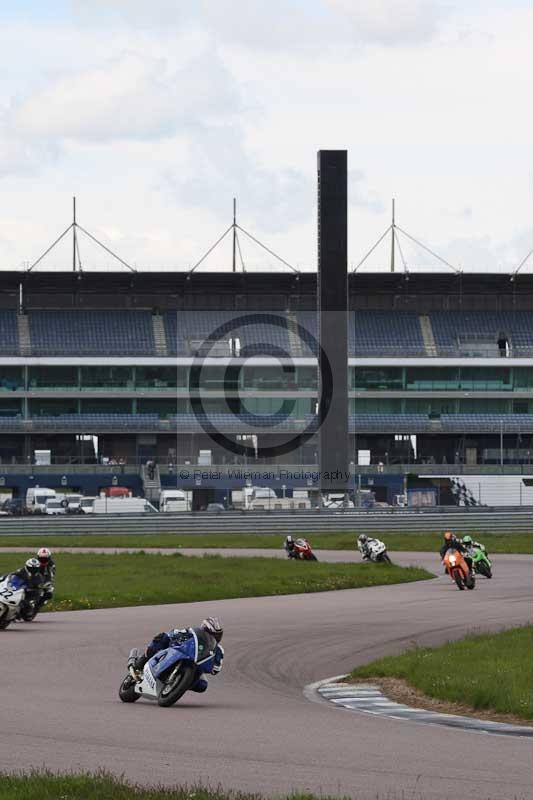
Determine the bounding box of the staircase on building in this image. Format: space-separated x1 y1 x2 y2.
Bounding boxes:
152 314 168 357
420 315 438 356
17 313 31 356
142 463 162 505
286 311 303 357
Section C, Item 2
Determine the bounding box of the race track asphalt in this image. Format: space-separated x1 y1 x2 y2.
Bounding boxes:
1 550 533 800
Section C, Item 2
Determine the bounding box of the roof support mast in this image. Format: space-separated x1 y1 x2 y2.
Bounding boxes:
391 198 395 273
232 198 237 273
73 196 77 272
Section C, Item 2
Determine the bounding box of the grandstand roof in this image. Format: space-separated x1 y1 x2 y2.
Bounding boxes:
2 270 533 311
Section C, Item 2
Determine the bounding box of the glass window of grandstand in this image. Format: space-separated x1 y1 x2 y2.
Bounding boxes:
191 366 239 392
137 399 178 418
242 365 296 391
404 399 457 416
405 367 458 391
352 368 403 390
297 367 317 390
136 366 182 389
514 369 533 390
29 399 78 416
80 399 132 413
28 366 78 389
0 367 23 392
458 399 509 413
352 399 402 413
80 366 133 390
241 397 312 416
0 398 22 417
458 367 511 391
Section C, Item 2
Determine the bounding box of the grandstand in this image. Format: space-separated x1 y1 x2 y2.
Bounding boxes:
1 269 533 503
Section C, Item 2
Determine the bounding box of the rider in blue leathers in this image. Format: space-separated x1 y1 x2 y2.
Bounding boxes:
134 617 224 693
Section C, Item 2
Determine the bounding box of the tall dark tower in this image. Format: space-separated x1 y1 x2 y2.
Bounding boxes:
317 150 348 497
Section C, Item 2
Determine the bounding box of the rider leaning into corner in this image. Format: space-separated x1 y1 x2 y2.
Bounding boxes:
8 558 45 616
440 531 473 573
35 547 55 610
133 617 224 694
357 534 382 561
284 535 297 558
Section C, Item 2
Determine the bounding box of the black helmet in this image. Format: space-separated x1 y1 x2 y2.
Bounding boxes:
201 616 223 643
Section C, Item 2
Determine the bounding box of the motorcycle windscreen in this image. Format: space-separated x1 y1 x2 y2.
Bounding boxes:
148 638 197 679
7 575 25 590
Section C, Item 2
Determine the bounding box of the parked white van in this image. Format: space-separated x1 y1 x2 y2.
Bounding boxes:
83 497 158 514
159 490 190 512
26 487 56 514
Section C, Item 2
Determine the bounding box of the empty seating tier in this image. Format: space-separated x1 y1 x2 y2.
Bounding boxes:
29 312 155 355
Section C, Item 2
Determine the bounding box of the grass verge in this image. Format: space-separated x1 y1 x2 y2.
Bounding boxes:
0 771 346 800
0 552 431 611
1 531 533 552
351 625 533 721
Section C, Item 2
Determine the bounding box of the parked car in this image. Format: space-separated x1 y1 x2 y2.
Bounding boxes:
45 499 67 516
2 498 24 516
206 503 225 515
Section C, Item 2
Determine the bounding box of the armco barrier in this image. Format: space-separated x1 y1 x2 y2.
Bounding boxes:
0 509 532 536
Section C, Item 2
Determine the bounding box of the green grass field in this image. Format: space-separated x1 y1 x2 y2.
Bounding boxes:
0 772 346 800
0 552 430 611
351 625 533 720
1 531 532 552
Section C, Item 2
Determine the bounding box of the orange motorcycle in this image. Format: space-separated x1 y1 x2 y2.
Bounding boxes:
443 548 475 591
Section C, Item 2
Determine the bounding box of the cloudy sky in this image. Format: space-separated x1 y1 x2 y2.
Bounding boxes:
1 0 533 273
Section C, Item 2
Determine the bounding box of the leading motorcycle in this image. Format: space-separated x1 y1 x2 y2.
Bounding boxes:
119 629 218 707
0 574 27 629
443 548 475 590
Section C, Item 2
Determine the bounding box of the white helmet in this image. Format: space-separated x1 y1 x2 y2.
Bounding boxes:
25 558 40 575
37 547 51 564
358 534 368 544
201 617 223 643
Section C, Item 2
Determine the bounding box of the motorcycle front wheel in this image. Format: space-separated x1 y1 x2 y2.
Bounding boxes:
119 675 140 703
452 570 465 590
477 561 492 579
19 604 38 622
0 616 12 630
157 662 197 707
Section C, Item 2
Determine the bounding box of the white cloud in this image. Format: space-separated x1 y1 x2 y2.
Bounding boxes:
77 0 447 48
13 51 240 143
163 123 313 232
325 0 444 44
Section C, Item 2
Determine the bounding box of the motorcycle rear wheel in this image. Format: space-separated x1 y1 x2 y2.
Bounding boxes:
157 662 196 707
119 675 140 703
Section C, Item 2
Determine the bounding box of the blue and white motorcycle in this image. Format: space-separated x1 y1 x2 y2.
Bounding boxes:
0 574 26 629
119 629 217 707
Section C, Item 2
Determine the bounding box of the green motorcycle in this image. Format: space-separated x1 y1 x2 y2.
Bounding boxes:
467 545 492 579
